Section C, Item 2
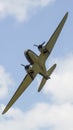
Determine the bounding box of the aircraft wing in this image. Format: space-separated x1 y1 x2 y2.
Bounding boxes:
39 12 68 64
2 70 37 114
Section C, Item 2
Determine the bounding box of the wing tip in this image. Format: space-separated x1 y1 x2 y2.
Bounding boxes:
2 107 8 115
38 88 41 92
65 12 68 18
53 64 57 69
2 110 5 115
63 12 68 23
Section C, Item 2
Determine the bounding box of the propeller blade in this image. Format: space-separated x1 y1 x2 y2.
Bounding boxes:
41 41 45 45
21 64 25 67
34 44 39 47
34 41 45 48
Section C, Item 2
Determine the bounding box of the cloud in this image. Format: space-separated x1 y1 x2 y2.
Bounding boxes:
1 103 73 130
0 0 55 22
43 54 73 104
1 54 73 130
0 65 14 99
1 54 72 129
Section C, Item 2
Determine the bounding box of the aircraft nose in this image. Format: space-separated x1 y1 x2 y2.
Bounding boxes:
24 50 28 55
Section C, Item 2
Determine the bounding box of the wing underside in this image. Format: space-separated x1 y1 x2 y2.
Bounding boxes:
39 12 68 63
2 74 35 114
45 12 68 53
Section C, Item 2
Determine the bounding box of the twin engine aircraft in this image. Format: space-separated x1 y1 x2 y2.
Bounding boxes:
2 12 68 114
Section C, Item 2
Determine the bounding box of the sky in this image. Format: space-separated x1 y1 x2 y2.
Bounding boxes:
0 0 73 130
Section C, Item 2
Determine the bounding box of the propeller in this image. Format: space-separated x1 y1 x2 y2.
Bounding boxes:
34 41 45 49
21 64 30 70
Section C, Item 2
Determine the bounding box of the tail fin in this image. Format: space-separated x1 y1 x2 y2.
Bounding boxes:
38 64 56 92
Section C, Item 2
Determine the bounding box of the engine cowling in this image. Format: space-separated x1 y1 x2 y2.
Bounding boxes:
34 41 45 52
34 42 50 54
21 64 34 79
26 66 34 79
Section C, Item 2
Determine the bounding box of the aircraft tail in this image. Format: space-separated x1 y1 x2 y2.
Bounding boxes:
38 64 56 92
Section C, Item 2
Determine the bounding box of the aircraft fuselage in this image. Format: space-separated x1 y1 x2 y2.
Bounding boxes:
24 49 38 64
24 49 48 79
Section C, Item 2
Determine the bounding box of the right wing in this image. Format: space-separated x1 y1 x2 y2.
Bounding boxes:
39 12 68 64
45 12 68 55
2 71 37 114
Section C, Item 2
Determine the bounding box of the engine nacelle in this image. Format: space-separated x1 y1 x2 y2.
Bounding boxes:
26 66 34 79
34 42 50 54
21 64 34 79
39 46 50 54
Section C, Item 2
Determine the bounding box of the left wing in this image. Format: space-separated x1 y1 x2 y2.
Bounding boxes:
39 12 68 64
2 66 37 114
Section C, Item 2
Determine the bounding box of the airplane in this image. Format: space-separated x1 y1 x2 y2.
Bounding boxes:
2 12 68 114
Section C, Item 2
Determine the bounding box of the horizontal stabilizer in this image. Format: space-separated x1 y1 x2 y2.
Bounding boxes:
38 64 56 92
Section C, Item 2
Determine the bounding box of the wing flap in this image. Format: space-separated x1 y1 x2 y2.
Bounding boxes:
2 74 34 114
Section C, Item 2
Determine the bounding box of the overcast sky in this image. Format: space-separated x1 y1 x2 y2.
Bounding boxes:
0 0 73 130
